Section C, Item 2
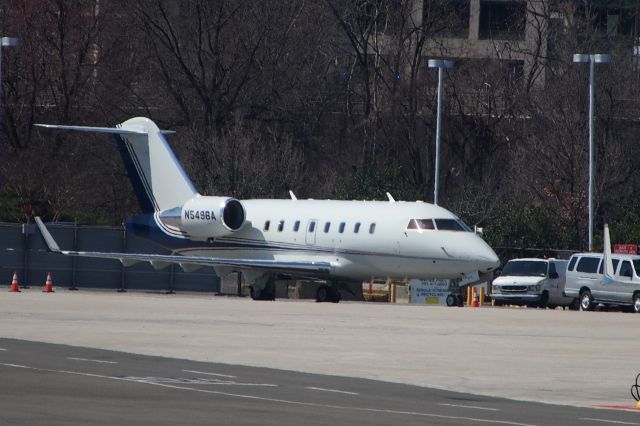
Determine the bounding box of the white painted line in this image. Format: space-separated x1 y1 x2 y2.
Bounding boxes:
126 376 277 387
0 362 539 426
0 348 7 351
439 403 499 412
306 386 359 396
67 357 118 364
581 419 640 425
182 369 236 378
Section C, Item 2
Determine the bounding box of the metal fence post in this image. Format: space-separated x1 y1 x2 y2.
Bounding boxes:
118 227 127 292
70 221 78 290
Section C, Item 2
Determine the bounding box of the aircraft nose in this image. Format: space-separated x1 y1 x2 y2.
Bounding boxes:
474 238 500 272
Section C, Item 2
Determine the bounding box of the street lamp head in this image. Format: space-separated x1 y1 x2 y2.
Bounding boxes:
572 54 589 63
1 37 19 47
573 53 610 64
428 59 454 69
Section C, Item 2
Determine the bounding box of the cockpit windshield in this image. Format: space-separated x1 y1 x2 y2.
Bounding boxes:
406 218 473 232
502 260 547 277
407 219 435 230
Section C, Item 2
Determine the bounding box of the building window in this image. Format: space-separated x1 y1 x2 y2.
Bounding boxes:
479 1 526 40
339 222 346 233
369 223 376 234
324 222 331 233
293 220 300 232
278 220 284 232
354 222 361 234
264 220 270 231
425 0 470 39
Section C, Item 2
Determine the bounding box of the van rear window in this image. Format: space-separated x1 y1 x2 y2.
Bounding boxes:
576 257 600 273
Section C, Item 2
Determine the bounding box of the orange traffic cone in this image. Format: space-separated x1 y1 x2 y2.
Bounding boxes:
471 288 479 308
43 272 54 293
9 271 20 292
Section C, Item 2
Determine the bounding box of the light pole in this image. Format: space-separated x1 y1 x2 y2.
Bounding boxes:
0 37 19 138
572 53 609 252
428 59 453 205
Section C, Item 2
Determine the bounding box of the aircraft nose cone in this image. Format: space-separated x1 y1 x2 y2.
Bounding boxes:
478 247 500 272
467 235 500 273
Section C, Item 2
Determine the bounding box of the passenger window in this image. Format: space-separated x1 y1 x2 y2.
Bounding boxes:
620 261 633 278
324 222 331 233
277 220 284 232
293 220 300 232
264 220 270 231
548 263 556 276
354 222 361 233
339 222 345 233
369 223 376 234
567 257 577 271
308 221 316 233
576 257 599 273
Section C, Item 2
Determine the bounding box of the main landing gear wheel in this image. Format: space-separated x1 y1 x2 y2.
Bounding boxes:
316 285 340 303
249 281 276 301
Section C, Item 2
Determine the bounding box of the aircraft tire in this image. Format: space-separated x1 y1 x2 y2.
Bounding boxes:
446 294 457 307
316 285 331 303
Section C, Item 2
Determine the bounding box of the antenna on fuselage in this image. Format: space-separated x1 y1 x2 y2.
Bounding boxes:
386 192 395 202
289 190 297 200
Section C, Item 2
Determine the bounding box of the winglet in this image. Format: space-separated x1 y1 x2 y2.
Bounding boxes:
603 223 616 284
34 217 61 253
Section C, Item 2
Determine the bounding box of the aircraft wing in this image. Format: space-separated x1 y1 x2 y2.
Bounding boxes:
34 217 332 274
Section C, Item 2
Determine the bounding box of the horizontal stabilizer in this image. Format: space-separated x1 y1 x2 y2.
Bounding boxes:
34 123 175 135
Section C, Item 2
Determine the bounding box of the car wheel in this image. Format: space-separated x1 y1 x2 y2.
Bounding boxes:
538 291 549 309
579 290 593 311
633 293 640 313
568 298 579 311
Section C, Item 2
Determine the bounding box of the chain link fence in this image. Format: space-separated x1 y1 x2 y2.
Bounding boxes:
0 221 219 292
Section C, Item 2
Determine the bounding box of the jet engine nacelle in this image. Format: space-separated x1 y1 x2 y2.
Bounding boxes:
180 196 246 240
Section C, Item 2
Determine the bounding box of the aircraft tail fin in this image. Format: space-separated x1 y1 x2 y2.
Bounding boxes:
35 117 197 213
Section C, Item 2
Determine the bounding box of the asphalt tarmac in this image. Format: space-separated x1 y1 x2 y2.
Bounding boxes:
1 289 640 424
1 338 640 425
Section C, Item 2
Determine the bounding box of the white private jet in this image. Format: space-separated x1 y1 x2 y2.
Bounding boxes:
34 117 499 302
